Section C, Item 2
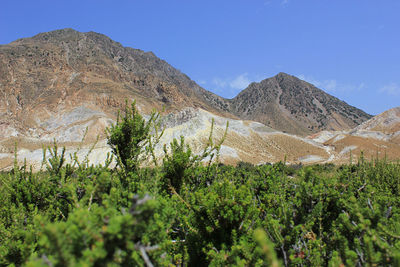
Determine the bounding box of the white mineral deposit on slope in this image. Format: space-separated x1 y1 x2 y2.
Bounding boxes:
332 134 346 143
0 149 48 171
248 121 277 134
219 145 239 159
134 108 331 166
0 126 19 139
17 149 43 161
42 117 113 143
41 117 113 142
339 146 358 155
3 106 400 171
44 121 94 143
298 155 324 163
307 130 350 145
8 140 113 171
157 108 250 158
40 106 105 131
162 108 249 144
290 132 328 147
350 107 400 142
0 104 347 171
213 116 251 136
350 130 390 141
355 107 400 132
308 131 338 143
74 140 114 167
277 130 336 162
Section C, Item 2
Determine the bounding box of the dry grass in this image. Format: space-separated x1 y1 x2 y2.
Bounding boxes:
325 135 400 163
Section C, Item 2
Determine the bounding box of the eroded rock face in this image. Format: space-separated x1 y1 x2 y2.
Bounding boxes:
231 73 372 136
0 28 230 138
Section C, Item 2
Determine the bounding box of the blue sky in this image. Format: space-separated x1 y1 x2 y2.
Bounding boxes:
1 0 399 115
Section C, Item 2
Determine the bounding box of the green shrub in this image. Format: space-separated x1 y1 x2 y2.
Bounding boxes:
1 125 400 266
106 100 163 174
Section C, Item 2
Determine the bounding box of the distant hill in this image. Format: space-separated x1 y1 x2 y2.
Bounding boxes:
309 106 400 163
353 106 400 138
230 72 372 136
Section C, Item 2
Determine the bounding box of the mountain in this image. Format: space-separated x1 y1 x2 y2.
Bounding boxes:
0 29 384 169
230 72 372 136
0 29 371 139
0 28 229 139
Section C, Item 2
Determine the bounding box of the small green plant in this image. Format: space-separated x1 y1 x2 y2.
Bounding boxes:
161 136 195 194
161 119 228 195
43 140 66 177
106 100 164 174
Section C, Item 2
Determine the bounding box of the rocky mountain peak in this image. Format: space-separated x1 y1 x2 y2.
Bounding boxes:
230 72 372 136
274 71 292 80
0 28 231 139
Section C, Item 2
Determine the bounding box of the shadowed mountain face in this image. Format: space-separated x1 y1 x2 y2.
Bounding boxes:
230 73 372 136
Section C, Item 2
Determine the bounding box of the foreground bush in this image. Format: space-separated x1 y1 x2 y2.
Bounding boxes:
1 157 400 266
1 102 400 266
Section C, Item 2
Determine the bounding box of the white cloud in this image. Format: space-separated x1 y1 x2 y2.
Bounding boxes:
211 73 258 98
297 74 364 93
324 80 337 92
212 78 227 88
212 73 252 91
297 74 330 90
380 83 400 96
229 73 252 90
264 0 272 6
198 80 207 85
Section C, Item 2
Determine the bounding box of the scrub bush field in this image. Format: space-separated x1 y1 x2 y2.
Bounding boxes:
1 103 400 266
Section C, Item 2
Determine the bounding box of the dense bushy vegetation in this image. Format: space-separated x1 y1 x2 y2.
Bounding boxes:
1 103 400 266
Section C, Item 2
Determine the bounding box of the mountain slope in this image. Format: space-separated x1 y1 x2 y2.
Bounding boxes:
308 106 400 163
0 107 333 171
0 29 372 139
0 28 230 138
230 72 372 136
353 106 400 136
0 29 384 170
